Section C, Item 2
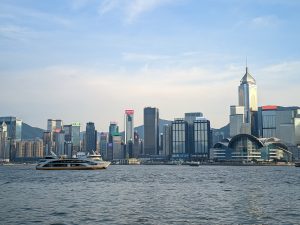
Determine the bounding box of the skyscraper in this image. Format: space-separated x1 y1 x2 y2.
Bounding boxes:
63 125 72 142
171 118 188 159
132 131 142 158
43 131 52 155
229 105 245 137
238 67 258 124
47 119 63 132
85 122 97 154
55 130 65 155
0 117 22 141
99 132 108 160
109 122 119 143
184 112 203 154
193 117 211 160
0 122 9 162
71 122 81 153
162 124 171 157
143 107 159 156
124 110 134 144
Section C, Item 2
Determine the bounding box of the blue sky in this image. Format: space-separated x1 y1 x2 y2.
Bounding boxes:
1 0 300 131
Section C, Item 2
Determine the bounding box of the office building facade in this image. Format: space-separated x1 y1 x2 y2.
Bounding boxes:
238 67 258 124
162 124 171 157
124 110 134 144
71 122 81 153
109 122 119 143
99 132 108 160
85 122 97 154
192 118 211 160
0 117 22 141
143 107 159 156
0 122 9 162
171 119 188 159
47 119 63 132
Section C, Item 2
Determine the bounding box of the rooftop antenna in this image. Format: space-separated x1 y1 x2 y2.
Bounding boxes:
246 56 248 73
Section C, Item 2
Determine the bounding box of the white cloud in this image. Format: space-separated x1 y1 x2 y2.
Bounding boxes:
125 0 172 22
70 0 94 10
98 0 174 22
98 0 120 14
250 15 281 28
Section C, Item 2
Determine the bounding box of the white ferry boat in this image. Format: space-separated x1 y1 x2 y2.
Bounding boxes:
36 151 110 170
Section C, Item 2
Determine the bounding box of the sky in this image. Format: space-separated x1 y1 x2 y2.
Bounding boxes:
1 0 300 131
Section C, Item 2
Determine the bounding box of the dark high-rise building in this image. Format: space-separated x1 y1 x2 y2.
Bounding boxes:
184 112 203 154
99 132 108 160
43 131 52 155
171 119 188 159
143 107 159 156
85 122 97 154
55 129 65 155
63 125 72 142
71 122 81 153
192 118 211 160
132 131 142 158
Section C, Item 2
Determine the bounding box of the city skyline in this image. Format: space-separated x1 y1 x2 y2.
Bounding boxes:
1 0 300 131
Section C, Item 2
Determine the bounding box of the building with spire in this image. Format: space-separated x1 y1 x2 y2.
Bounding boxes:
238 66 258 124
230 66 258 137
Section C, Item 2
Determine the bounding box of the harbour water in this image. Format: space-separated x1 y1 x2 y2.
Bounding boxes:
0 165 299 224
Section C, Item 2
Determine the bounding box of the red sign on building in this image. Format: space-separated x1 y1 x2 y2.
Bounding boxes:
125 110 134 115
262 105 278 110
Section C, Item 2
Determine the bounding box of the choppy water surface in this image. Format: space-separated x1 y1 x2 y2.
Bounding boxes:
0 165 299 224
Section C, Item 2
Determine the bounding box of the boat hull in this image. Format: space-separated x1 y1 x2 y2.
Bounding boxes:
36 165 109 170
36 160 111 170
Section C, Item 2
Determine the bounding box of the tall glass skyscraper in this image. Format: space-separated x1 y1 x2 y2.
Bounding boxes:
71 122 81 153
171 119 188 159
47 119 63 132
0 116 22 141
143 107 159 156
238 67 258 124
124 110 134 144
109 122 119 143
85 122 97 154
193 118 211 159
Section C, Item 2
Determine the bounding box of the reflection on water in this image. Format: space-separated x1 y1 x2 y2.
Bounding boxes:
0 165 299 224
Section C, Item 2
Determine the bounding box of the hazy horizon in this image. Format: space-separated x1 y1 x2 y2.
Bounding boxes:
1 0 300 131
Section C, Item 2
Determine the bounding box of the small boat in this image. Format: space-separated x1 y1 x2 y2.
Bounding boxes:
36 151 110 170
188 161 200 167
295 162 300 167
